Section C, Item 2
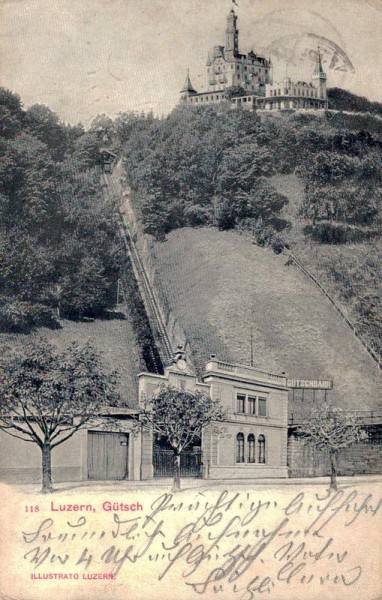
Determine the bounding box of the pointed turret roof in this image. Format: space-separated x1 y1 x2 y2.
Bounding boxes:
180 69 197 94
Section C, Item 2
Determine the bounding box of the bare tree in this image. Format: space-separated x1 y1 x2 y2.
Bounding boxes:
297 400 367 490
139 385 225 492
0 340 118 492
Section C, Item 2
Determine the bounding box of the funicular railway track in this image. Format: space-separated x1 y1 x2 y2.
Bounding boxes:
101 171 173 370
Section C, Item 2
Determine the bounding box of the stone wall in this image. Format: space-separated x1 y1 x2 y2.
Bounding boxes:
288 426 382 477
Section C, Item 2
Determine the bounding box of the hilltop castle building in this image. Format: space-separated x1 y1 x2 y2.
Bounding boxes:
181 8 328 111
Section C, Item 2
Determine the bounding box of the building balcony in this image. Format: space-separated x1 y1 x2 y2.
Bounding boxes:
203 359 288 388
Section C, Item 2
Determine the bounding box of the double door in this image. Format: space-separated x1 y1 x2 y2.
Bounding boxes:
88 431 129 480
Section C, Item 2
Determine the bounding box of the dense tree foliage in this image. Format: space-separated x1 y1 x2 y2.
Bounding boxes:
119 104 382 246
298 150 381 228
120 106 290 245
0 88 120 330
328 87 382 117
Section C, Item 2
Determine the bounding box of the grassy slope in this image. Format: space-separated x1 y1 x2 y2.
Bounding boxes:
153 227 382 412
272 173 382 355
0 307 141 408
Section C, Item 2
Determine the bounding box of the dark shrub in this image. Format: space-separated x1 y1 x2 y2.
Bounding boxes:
271 237 286 254
0 299 58 333
309 223 349 243
184 204 211 227
304 222 380 244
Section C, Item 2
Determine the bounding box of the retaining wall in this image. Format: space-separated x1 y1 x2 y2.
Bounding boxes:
288 426 382 477
111 161 191 363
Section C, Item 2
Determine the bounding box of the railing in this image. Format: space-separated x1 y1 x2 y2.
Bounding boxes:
216 361 235 372
153 449 202 478
211 361 287 385
286 251 381 370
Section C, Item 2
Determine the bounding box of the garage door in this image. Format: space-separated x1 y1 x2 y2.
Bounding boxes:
87 431 129 480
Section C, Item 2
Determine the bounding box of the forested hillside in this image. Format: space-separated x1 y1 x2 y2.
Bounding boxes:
1 87 381 360
0 88 121 331
328 88 382 117
119 104 382 358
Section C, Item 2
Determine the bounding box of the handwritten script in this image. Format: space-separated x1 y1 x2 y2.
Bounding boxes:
20 487 382 598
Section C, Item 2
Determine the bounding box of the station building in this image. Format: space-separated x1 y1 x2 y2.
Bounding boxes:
1 346 381 484
138 350 289 480
0 350 289 484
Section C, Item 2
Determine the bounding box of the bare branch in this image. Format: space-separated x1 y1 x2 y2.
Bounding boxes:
0 428 36 444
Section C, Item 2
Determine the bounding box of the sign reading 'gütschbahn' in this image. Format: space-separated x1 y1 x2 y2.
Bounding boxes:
287 379 333 390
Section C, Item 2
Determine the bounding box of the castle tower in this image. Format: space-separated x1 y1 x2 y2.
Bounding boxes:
180 69 197 103
269 56 274 85
312 49 327 99
225 8 239 56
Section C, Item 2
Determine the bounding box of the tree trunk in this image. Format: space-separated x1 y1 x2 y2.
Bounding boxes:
172 451 181 493
41 442 53 493
329 450 338 491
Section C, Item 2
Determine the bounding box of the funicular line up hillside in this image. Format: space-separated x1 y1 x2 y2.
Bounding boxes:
103 159 196 369
101 162 289 480
105 151 381 378
99 154 382 480
1 2 381 485
102 168 175 369
118 211 173 363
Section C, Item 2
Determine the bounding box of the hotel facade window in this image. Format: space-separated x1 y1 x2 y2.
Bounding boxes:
248 434 255 463
258 397 267 416
248 396 256 414
235 432 266 464
236 432 245 462
258 434 266 463
237 393 246 413
236 393 267 416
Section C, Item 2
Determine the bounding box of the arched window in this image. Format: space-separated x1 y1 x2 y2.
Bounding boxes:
248 434 255 463
258 435 266 464
236 433 244 463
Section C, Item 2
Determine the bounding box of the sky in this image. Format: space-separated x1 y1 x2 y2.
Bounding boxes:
1 0 382 125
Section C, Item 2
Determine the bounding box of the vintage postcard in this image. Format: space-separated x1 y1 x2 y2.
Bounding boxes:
0 0 381 599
